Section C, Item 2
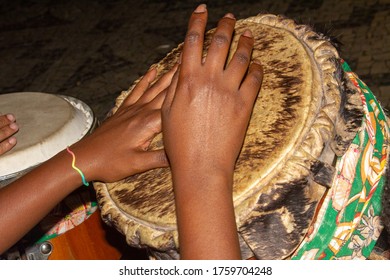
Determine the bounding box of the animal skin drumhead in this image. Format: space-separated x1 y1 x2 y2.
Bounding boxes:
94 14 363 259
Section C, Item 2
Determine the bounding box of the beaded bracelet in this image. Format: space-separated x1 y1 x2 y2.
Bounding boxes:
66 146 89 186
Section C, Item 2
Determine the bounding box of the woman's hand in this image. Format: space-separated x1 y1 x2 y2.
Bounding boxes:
161 4 263 259
162 9 263 178
0 114 18 155
0 67 177 254
72 65 177 182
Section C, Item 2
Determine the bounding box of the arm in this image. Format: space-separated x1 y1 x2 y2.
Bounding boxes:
0 114 18 155
162 5 263 259
0 66 177 254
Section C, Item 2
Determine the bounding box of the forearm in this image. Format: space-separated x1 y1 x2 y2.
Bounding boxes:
0 66 174 254
0 149 83 253
172 169 241 259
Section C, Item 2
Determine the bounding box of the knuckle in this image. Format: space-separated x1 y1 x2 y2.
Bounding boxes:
235 52 250 65
186 30 201 45
145 109 161 128
0 140 10 154
249 69 263 85
0 117 6 127
156 151 168 166
0 129 8 139
212 33 229 47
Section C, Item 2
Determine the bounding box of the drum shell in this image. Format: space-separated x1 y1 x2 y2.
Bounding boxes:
94 14 389 259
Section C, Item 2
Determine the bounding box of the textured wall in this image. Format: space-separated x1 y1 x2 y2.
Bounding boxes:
0 0 389 120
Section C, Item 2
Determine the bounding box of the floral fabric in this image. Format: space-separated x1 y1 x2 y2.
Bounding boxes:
292 61 389 260
36 187 97 243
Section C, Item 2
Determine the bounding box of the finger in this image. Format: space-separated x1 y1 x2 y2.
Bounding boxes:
204 14 236 70
147 89 167 110
162 66 180 114
0 122 18 142
239 60 263 106
137 64 178 105
122 68 157 107
0 114 15 128
132 149 169 174
225 30 254 87
180 4 208 75
0 136 16 155
137 109 163 141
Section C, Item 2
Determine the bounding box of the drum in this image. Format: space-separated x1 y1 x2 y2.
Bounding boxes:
0 92 96 186
94 14 390 260
0 91 112 260
47 209 133 260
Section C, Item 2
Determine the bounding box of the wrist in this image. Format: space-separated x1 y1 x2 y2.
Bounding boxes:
171 164 234 194
171 162 240 260
65 146 90 186
67 137 101 182
170 158 235 181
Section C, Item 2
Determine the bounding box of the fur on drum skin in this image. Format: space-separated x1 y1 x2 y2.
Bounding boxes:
295 23 390 251
332 64 364 156
94 13 389 260
382 163 390 244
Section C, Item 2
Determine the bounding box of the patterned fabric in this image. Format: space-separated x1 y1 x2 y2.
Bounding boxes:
292 61 389 260
36 187 97 243
0 186 97 259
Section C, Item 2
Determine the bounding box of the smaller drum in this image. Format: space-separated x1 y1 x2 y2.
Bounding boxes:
0 92 101 259
0 92 96 187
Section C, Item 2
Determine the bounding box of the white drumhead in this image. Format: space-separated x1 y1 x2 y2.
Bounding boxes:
0 92 94 179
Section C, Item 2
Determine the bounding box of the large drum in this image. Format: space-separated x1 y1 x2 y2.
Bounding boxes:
94 14 390 260
0 92 117 260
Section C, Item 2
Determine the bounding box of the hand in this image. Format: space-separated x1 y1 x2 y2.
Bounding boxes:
72 66 177 182
0 114 18 155
0 68 178 253
162 10 263 178
161 4 263 259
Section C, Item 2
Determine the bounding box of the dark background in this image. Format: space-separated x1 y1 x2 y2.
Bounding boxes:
0 0 389 259
0 0 389 121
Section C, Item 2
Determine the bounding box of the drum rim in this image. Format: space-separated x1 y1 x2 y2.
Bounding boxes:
94 13 344 256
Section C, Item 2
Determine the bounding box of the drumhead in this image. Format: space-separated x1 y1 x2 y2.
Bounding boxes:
0 92 95 182
94 14 366 259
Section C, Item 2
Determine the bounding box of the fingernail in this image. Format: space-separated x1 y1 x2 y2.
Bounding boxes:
224 13 235 19
6 114 15 122
194 4 207 13
8 136 16 145
243 29 253 38
9 123 18 130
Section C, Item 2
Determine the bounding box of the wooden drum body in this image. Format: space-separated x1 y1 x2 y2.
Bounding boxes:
94 15 390 260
